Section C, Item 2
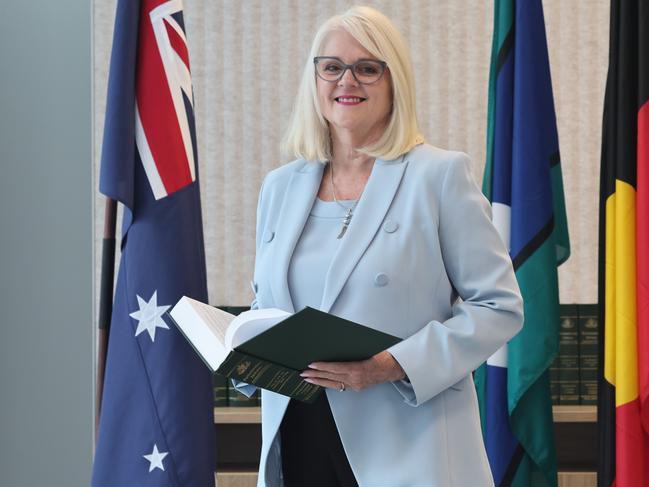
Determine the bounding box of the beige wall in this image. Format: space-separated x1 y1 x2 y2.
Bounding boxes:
94 0 609 306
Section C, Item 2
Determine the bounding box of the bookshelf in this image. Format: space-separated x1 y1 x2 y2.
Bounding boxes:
214 405 598 486
214 405 597 425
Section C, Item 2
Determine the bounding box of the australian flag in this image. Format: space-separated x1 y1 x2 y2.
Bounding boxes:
91 0 215 485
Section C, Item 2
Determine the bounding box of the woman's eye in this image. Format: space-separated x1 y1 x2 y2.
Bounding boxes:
324 64 342 72
358 64 378 75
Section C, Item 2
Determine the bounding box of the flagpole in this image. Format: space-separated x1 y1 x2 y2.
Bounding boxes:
95 197 117 439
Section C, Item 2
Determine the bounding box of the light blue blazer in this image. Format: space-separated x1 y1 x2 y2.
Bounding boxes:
240 143 524 487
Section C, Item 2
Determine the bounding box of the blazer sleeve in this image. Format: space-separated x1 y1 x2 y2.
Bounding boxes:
386 153 524 406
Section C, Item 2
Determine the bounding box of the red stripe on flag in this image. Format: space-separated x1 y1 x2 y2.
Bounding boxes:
638 100 649 436
136 0 192 195
164 20 190 71
616 398 649 485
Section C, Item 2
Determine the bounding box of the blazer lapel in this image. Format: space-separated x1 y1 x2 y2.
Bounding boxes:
269 161 324 313
320 155 408 313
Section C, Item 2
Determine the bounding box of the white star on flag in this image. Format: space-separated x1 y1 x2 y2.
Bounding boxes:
143 444 169 472
129 290 170 342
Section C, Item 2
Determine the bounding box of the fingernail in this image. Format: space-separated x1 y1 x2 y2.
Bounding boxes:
308 363 318 369
304 378 314 384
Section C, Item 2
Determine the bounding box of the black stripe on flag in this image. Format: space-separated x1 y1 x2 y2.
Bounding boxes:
511 217 554 272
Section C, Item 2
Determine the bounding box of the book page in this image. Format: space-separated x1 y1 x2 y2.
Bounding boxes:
185 298 234 345
226 308 291 349
169 296 235 371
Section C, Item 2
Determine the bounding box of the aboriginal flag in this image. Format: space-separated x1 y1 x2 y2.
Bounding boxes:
598 1 649 486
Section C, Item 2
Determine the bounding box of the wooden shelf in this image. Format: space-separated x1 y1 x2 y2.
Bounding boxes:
213 470 594 487
215 407 261 424
215 470 257 487
553 405 597 423
215 405 596 424
558 471 596 487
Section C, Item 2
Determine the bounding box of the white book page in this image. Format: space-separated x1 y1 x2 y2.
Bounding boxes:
225 308 291 350
185 297 233 344
169 296 235 371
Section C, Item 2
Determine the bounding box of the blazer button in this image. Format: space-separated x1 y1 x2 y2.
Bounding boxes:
263 230 275 243
383 219 399 233
374 272 389 287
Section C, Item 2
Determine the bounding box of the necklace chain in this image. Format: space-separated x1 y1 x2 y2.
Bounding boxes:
330 162 359 212
330 162 360 239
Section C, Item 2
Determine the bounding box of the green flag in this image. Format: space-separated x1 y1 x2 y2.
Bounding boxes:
474 0 570 485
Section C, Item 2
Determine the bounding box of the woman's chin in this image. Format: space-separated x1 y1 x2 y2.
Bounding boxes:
329 119 371 136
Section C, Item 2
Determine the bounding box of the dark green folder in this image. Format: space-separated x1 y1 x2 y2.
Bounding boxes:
238 307 401 368
170 307 401 404
221 307 400 403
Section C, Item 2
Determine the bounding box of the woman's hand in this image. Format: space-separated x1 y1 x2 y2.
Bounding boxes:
300 350 406 392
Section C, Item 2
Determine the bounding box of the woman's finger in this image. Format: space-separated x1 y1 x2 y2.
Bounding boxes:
308 361 359 374
300 369 346 383
303 377 346 391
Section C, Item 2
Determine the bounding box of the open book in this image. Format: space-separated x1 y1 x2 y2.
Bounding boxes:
168 296 401 403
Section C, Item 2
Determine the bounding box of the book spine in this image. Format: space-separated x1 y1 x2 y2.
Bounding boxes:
549 355 561 405
212 374 229 407
558 304 580 405
219 350 322 404
253 388 262 406
578 304 598 405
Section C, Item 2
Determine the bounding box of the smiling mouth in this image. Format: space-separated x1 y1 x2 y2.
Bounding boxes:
335 96 367 105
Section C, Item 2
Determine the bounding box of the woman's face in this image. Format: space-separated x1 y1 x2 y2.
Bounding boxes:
316 30 392 143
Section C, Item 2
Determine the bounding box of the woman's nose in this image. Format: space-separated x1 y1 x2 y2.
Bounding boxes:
338 67 359 86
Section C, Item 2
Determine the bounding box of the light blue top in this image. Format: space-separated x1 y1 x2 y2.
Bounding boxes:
287 197 357 311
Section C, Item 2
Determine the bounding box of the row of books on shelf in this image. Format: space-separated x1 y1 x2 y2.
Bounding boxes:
209 305 600 407
213 374 261 407
550 304 598 405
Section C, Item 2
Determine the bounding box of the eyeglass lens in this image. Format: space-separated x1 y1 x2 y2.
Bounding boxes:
315 58 385 84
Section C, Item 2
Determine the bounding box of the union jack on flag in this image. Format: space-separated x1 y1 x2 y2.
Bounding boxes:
92 0 215 485
136 0 197 200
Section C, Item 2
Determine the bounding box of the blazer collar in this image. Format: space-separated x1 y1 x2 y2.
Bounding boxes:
269 155 408 314
320 154 407 312
269 161 324 313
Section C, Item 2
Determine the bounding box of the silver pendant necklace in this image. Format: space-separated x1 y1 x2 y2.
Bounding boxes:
330 162 359 239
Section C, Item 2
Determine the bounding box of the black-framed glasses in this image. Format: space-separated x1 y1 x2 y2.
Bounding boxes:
314 56 387 85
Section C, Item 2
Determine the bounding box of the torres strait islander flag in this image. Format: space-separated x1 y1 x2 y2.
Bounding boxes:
91 0 215 485
598 1 649 486
474 1 570 486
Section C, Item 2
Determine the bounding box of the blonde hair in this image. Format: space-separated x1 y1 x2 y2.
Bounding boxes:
282 5 424 162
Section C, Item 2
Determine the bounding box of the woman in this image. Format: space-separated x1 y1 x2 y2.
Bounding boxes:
240 6 523 486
